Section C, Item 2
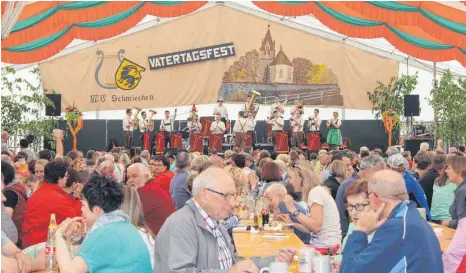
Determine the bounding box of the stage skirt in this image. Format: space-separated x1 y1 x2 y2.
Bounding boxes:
327 129 342 145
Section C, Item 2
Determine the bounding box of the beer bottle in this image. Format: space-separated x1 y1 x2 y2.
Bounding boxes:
45 214 58 273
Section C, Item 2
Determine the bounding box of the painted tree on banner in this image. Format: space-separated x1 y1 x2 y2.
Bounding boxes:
223 50 260 82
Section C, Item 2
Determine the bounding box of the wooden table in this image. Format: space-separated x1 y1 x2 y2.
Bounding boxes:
429 222 455 252
233 229 305 273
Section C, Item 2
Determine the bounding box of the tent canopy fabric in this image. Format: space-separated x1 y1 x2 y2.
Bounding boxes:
252 1 466 67
1 1 465 67
1 1 207 64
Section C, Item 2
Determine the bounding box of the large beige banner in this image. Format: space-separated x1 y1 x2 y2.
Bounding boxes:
39 5 399 112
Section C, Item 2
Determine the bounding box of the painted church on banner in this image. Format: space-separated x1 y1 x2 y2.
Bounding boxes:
258 25 294 84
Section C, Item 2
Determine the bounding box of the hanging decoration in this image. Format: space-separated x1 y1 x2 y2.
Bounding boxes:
65 105 83 152
252 1 466 67
1 1 207 64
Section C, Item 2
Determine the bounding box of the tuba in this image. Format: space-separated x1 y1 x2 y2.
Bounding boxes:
245 90 261 117
147 110 157 131
132 107 141 130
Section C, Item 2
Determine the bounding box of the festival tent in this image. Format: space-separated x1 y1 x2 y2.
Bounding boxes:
2 1 465 122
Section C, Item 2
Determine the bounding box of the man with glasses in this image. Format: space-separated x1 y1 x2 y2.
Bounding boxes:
340 170 442 273
127 163 175 236
154 167 296 273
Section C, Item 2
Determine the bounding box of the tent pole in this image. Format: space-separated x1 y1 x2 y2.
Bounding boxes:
433 62 438 144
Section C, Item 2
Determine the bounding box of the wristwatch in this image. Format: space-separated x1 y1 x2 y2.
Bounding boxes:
292 210 300 217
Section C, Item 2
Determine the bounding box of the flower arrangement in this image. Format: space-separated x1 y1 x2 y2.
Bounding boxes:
65 105 82 122
65 105 83 151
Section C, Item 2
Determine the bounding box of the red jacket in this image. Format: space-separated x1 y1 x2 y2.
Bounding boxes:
138 181 175 236
154 170 174 198
458 255 466 273
21 183 81 248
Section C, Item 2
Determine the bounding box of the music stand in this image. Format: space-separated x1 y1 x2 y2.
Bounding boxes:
170 133 183 149
209 134 222 153
200 117 213 138
190 133 203 153
307 132 321 152
275 131 289 153
155 132 165 155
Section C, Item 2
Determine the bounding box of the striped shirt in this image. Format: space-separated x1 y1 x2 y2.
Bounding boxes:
193 201 233 270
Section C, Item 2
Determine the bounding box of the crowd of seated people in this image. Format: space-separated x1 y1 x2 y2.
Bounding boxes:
1 130 465 273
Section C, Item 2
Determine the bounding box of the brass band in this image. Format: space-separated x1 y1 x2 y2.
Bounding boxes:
122 93 337 153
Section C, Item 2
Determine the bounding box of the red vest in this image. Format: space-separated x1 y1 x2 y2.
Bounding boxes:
5 183 28 246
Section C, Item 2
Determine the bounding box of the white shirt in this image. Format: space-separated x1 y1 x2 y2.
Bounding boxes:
213 105 228 119
188 120 202 132
270 103 284 116
291 116 304 132
123 115 133 131
267 117 284 131
139 119 147 133
308 116 321 131
327 119 342 129
233 118 247 133
160 118 172 132
138 229 155 269
245 118 256 131
113 163 124 183
307 186 342 246
210 120 226 134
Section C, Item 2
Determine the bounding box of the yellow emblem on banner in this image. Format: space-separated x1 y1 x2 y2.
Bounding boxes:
115 58 145 90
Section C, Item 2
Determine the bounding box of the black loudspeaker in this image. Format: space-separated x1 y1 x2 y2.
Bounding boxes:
45 94 62 116
164 148 179 156
404 138 434 156
25 134 35 144
404 95 420 116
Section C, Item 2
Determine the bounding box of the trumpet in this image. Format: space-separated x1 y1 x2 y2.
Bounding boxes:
131 107 141 130
146 110 157 131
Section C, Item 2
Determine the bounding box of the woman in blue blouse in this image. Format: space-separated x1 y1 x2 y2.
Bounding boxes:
54 175 152 273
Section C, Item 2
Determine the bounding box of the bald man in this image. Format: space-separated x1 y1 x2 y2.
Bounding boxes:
265 184 310 244
154 168 296 273
127 163 175 235
341 170 442 273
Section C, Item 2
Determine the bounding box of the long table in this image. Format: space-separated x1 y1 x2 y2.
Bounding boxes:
429 222 455 252
233 228 304 273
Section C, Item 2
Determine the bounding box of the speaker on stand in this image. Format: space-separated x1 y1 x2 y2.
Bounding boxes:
404 95 420 138
45 94 62 116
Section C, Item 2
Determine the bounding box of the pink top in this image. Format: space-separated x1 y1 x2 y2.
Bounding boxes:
443 217 466 273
